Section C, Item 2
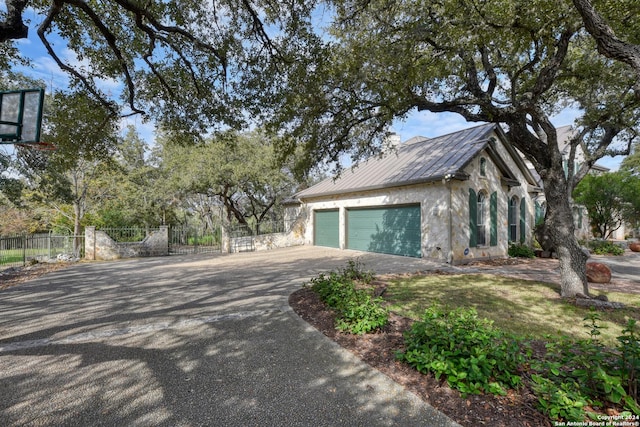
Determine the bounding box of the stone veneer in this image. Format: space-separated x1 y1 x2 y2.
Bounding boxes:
85 226 169 260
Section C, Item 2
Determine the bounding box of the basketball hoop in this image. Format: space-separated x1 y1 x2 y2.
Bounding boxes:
0 88 45 145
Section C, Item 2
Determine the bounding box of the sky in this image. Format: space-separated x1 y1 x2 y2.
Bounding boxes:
3 6 624 171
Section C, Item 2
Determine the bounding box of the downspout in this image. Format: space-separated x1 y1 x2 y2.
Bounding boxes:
444 174 454 264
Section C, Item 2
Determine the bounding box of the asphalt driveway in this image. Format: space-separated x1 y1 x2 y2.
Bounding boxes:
0 246 459 427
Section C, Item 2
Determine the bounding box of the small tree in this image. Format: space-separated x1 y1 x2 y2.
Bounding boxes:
159 129 297 232
574 172 629 239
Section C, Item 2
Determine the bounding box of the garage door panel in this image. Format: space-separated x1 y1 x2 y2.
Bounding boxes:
347 205 421 257
314 209 339 248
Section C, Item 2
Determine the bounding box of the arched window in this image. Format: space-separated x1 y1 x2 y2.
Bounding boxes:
509 196 519 242
477 191 487 246
480 157 487 177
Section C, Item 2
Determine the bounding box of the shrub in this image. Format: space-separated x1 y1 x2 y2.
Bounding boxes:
508 242 536 258
307 260 388 334
530 312 640 421
588 240 625 256
396 304 525 396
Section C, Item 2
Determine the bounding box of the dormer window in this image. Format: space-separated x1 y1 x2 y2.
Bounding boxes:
480 157 487 177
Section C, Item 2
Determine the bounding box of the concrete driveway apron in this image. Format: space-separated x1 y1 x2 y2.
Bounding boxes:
0 246 460 427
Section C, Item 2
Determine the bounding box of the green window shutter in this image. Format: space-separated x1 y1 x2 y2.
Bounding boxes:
469 188 477 247
519 198 526 243
490 191 497 246
535 202 542 225
578 208 583 229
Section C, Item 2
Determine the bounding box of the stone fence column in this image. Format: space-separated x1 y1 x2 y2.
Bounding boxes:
85 226 96 260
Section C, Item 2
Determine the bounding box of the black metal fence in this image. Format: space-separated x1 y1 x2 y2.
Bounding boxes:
228 220 287 238
1 220 289 268
0 233 84 269
169 226 221 255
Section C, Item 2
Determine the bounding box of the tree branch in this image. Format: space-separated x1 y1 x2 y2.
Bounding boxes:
0 0 28 42
63 0 144 116
37 1 120 116
572 0 640 81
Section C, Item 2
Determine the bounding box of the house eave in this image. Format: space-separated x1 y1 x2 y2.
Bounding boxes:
296 173 469 201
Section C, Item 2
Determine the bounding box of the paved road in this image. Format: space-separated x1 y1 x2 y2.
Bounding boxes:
591 251 640 284
0 246 460 427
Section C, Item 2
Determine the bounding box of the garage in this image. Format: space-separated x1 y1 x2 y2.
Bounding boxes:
347 205 421 257
314 209 339 248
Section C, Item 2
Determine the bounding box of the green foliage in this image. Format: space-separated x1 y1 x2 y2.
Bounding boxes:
588 240 625 256
530 375 589 421
392 301 640 421
574 172 637 240
530 311 640 420
508 242 536 258
397 304 525 396
335 292 389 335
308 260 388 335
159 129 296 228
617 319 640 405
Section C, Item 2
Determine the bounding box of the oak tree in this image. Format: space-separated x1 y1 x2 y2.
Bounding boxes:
260 0 640 297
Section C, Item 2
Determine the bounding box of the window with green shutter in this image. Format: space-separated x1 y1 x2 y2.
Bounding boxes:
519 198 526 243
477 191 487 246
469 188 477 247
509 196 519 242
490 191 497 246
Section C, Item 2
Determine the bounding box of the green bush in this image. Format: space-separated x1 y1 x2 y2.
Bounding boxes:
588 240 625 256
307 260 388 334
530 312 640 421
395 305 640 421
396 304 525 396
508 242 536 258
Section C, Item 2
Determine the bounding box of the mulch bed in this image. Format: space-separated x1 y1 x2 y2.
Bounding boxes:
289 286 551 427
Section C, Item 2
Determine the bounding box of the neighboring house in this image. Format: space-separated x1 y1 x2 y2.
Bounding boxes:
527 125 621 241
284 123 541 264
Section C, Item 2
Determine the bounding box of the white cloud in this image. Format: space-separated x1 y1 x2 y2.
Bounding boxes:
392 110 477 141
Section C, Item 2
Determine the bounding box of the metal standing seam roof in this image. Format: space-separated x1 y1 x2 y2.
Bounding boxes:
295 123 499 199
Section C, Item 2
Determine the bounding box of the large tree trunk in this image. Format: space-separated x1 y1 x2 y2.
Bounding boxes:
538 171 589 297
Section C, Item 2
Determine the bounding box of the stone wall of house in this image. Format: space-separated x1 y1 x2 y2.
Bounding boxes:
298 181 452 262
85 226 169 260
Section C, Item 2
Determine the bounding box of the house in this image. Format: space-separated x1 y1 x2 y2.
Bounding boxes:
284 123 542 263
527 125 618 241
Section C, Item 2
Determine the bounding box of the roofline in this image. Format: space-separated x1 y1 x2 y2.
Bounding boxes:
491 126 540 187
296 172 469 201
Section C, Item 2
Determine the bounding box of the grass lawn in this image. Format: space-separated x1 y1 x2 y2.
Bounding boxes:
0 250 27 266
384 273 640 346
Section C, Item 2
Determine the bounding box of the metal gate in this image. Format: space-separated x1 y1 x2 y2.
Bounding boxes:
169 226 221 255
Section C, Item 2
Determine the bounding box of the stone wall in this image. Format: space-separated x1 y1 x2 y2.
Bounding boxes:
225 213 307 254
85 226 169 260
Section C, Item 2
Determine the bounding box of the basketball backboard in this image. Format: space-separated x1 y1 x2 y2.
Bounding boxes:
0 88 45 144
